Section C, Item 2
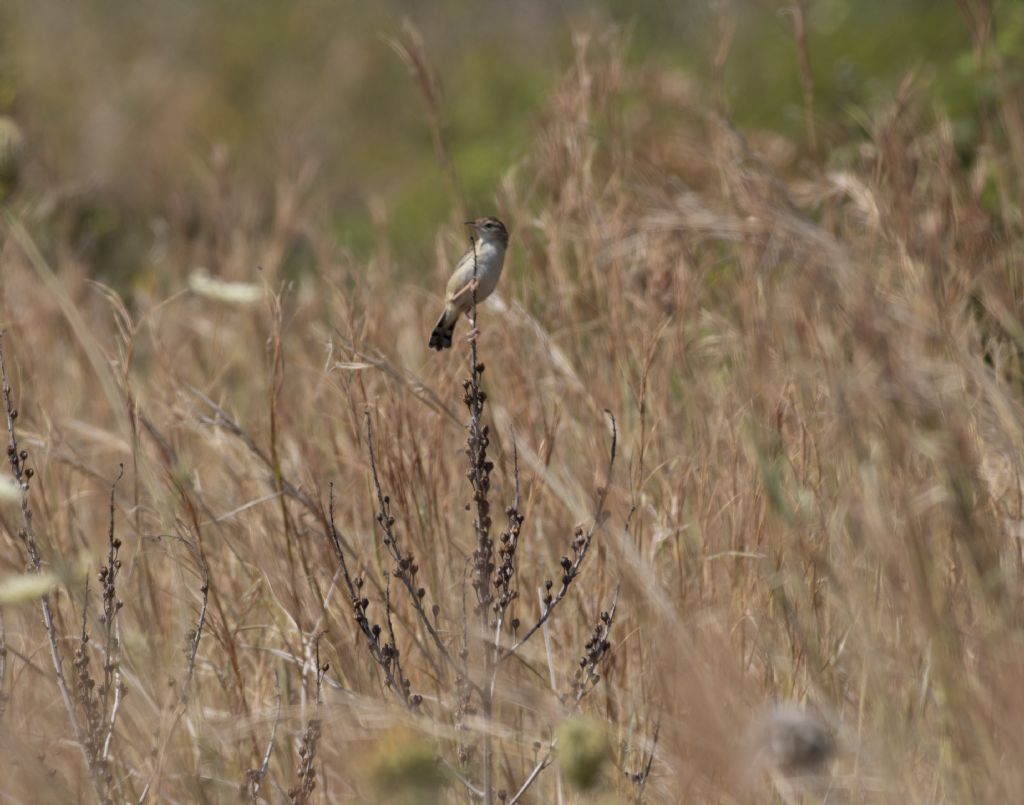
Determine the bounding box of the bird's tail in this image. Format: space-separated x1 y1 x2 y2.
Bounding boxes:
428 307 457 351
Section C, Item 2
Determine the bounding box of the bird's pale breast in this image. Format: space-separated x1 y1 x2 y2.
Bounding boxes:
446 240 505 307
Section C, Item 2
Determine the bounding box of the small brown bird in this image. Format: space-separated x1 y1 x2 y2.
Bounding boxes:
429 217 509 350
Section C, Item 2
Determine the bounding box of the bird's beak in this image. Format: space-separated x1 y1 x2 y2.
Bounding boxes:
464 220 477 227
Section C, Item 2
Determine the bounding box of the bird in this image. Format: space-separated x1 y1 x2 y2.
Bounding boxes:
428 217 509 351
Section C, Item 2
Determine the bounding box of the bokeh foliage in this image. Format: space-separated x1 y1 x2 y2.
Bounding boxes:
1 0 1015 284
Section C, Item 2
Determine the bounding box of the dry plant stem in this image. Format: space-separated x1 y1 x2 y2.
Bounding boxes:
154 397 263 759
0 334 106 803
304 567 343 708
786 1 818 155
193 387 418 676
507 590 619 803
100 465 126 764
75 584 105 787
313 630 328 706
91 282 162 640
455 562 474 773
382 574 410 695
175 534 210 703
191 386 402 653
507 744 555 805
191 387 324 521
267 290 311 622
244 675 281 803
0 620 6 721
489 442 522 699
569 586 619 707
497 412 617 664
330 334 461 425
326 484 416 708
438 756 485 798
138 532 209 804
74 488 131 804
194 390 392 604
365 411 474 688
359 234 503 795
456 231 617 800
463 238 497 805
288 718 322 805
628 719 660 802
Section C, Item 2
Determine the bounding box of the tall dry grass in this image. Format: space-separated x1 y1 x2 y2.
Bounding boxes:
2 23 1024 805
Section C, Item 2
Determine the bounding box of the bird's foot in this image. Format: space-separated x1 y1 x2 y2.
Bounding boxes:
451 278 480 304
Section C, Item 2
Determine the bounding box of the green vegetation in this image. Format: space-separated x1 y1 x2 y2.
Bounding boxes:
2 1 1016 278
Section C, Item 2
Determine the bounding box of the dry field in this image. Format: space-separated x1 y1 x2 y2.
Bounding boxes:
2 22 1024 805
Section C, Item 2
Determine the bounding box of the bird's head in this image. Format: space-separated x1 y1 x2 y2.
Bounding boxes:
465 217 509 246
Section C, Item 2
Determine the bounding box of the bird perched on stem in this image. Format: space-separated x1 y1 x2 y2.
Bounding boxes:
428 217 509 350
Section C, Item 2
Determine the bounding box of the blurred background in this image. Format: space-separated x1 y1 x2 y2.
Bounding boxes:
0 0 1003 284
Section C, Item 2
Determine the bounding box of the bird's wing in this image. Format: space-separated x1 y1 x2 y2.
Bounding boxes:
444 247 478 302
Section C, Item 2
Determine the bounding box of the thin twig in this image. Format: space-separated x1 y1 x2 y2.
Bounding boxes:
190 387 324 521
0 333 105 802
438 755 486 799
247 674 282 803
569 585 620 708
382 573 410 701
325 484 416 708
498 412 617 663
137 531 209 802
490 440 524 702
364 411 473 688
314 630 328 707
628 718 660 802
0 619 7 721
100 464 126 762
174 534 210 704
507 743 556 805
463 234 497 805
